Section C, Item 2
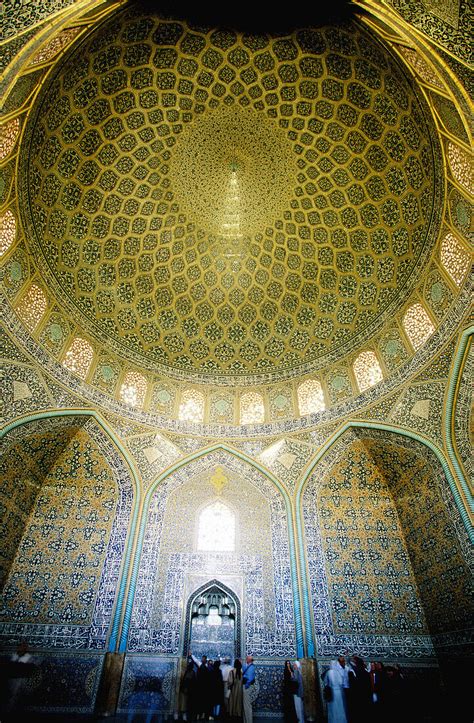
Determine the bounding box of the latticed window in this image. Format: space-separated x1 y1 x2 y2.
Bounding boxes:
120 370 147 407
0 118 20 160
447 143 474 195
440 233 470 286
297 379 325 415
397 47 443 89
198 501 235 552
16 284 47 331
403 303 435 350
353 351 383 392
179 389 205 422
30 28 81 65
240 391 264 424
0 210 16 256
63 337 94 378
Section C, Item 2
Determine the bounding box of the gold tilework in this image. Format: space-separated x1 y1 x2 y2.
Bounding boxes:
0 428 118 625
19 10 442 380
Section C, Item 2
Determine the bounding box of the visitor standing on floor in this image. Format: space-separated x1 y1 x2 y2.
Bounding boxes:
221 657 233 715
210 659 224 719
346 656 371 722
227 659 243 721
292 660 304 723
175 657 197 721
323 658 349 723
242 655 256 723
191 652 213 720
282 660 297 723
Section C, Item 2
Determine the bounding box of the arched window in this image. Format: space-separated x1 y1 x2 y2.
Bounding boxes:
353 350 383 392
197 501 235 552
447 142 474 195
397 47 443 89
0 210 16 256
297 379 325 415
16 284 47 331
440 233 470 286
240 391 264 424
120 370 148 407
403 303 435 350
63 337 94 378
29 28 81 66
179 389 204 422
0 118 20 160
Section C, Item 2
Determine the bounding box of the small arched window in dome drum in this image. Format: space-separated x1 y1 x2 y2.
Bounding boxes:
403 303 435 350
179 388 205 422
440 233 470 286
16 284 47 331
353 350 383 392
197 501 235 552
297 379 325 415
0 210 16 257
240 391 265 424
0 118 20 160
120 370 148 407
63 337 94 379
447 142 474 195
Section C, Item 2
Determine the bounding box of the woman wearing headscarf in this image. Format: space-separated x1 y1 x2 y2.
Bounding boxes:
176 657 197 721
323 659 349 723
282 661 297 723
292 660 304 723
227 659 243 721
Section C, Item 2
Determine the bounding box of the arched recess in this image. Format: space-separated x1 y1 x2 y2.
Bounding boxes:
117 445 302 659
443 325 474 513
184 579 242 660
296 423 473 672
0 410 139 652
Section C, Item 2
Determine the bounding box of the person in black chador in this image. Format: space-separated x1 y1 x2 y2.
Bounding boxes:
347 656 371 722
210 659 225 719
282 660 297 723
191 653 213 720
176 657 197 721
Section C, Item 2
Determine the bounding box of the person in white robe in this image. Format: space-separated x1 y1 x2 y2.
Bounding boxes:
324 659 349 723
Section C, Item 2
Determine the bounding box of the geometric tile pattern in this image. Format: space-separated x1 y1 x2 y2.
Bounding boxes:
454 343 473 475
302 426 473 659
388 381 445 446
367 437 474 636
20 10 442 380
2 651 104 714
303 437 429 644
128 450 296 658
0 415 134 650
258 438 316 493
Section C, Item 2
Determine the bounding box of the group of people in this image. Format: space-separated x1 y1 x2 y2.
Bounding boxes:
322 655 407 723
175 653 256 723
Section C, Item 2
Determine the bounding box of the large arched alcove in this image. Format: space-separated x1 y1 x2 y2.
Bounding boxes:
117 448 296 718
126 449 296 658
300 425 473 716
0 413 135 712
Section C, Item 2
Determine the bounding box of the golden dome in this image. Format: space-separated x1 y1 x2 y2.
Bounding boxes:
20 7 443 381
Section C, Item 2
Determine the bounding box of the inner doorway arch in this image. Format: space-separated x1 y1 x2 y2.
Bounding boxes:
183 580 241 661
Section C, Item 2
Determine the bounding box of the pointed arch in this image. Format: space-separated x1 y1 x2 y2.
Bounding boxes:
0 409 139 647
294 419 473 657
117 444 304 658
184 579 242 658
